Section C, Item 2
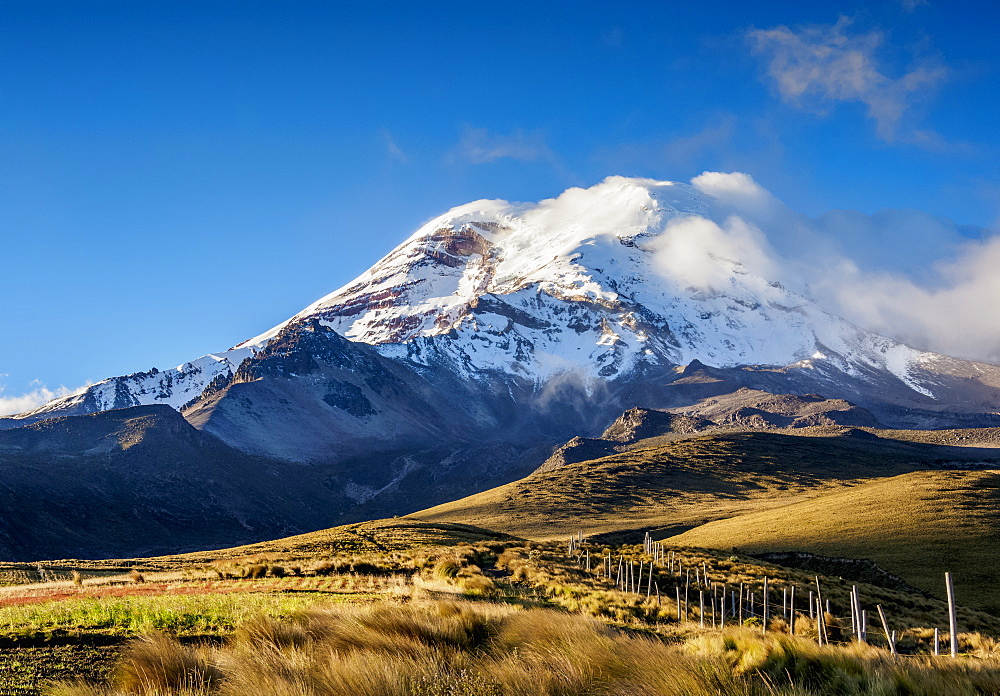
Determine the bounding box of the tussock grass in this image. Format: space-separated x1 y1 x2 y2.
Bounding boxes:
48 601 1000 696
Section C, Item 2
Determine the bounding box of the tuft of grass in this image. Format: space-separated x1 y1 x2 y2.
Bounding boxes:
111 633 219 695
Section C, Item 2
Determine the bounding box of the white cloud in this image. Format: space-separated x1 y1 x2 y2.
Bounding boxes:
0 379 84 417
808 226 1000 363
900 0 929 12
452 127 553 164
749 17 947 142
651 214 779 291
664 172 1000 365
379 128 408 163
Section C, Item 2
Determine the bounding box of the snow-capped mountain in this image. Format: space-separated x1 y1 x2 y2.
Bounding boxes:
8 175 1000 438
236 175 936 394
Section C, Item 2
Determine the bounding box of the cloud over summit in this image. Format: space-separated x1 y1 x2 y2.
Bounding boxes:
674 172 1000 365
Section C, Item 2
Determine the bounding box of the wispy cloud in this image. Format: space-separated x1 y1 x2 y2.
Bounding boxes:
594 114 738 173
451 127 554 164
749 17 947 143
900 0 929 13
379 128 408 163
0 377 84 417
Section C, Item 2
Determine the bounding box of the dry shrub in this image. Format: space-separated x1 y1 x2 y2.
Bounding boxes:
129 570 146 584
459 575 495 597
244 565 267 579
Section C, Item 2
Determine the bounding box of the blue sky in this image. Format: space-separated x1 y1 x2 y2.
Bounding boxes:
2 0 999 413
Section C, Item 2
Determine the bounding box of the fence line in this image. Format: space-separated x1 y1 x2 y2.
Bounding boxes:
563 531 962 655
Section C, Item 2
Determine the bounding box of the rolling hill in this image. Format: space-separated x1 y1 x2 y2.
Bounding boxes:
412 428 998 540
665 469 1000 613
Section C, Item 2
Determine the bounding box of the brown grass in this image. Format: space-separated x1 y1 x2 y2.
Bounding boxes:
46 600 1000 696
411 431 934 540
667 469 1000 612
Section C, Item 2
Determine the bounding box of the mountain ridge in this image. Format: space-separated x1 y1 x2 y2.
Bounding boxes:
11 175 1000 437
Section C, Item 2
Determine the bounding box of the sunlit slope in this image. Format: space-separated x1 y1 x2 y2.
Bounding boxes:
666 469 1000 613
412 431 941 540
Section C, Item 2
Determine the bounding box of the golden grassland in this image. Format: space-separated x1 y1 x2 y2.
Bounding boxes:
0 519 513 582
666 469 1000 613
0 537 997 695
44 603 1000 696
2 427 1000 694
411 431 939 539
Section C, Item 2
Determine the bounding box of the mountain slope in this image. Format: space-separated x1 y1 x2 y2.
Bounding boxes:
411 428 1000 539
5 175 1000 560
665 470 1000 613
0 405 362 559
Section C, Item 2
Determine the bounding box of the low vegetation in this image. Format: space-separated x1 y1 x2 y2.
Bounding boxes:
0 530 998 695
43 602 1000 696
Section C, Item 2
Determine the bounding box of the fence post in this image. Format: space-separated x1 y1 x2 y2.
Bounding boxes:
814 577 827 646
946 571 958 658
739 582 744 624
762 577 769 634
877 604 896 655
789 585 795 636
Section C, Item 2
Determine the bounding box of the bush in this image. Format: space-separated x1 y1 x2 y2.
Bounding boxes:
244 565 267 579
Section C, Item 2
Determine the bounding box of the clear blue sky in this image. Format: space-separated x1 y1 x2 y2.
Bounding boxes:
2 0 999 411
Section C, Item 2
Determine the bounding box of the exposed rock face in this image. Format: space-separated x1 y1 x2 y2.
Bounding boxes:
536 437 617 473
601 408 711 443
670 387 884 429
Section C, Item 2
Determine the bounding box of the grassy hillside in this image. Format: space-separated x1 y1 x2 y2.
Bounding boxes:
4 535 1000 695
666 469 1000 613
412 431 972 540
0 519 516 583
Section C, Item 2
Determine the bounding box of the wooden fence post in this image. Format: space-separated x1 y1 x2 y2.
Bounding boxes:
814 577 827 646
762 577 769 634
789 585 796 635
738 582 744 624
946 571 958 658
877 604 896 655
